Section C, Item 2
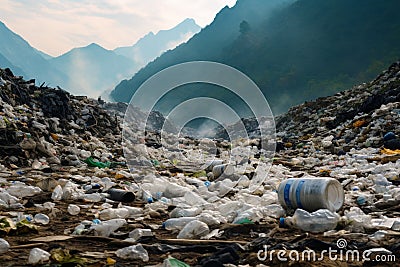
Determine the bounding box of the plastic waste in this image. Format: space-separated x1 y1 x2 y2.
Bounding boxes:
278 177 344 212
141 190 154 203
34 213 50 225
99 208 130 220
19 137 36 150
162 217 197 231
170 207 202 218
115 244 149 261
128 229 153 242
177 220 210 239
31 160 42 170
84 157 111 168
0 238 10 254
280 208 340 233
183 191 207 206
67 204 80 215
233 207 262 224
107 188 135 202
370 230 388 241
263 204 286 218
51 185 63 201
196 213 221 226
123 206 144 218
62 181 80 200
91 218 126 237
28 248 51 264
82 193 103 202
345 207 372 231
6 185 42 198
384 132 396 141
162 257 190 267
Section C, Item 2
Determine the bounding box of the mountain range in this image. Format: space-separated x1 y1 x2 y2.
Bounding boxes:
0 19 200 97
110 0 400 115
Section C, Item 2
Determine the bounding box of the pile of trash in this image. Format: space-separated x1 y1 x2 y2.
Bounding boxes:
0 63 399 266
276 61 400 152
0 67 122 169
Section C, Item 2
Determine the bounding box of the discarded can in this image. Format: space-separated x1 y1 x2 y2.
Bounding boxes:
212 164 235 178
107 189 135 202
278 178 344 212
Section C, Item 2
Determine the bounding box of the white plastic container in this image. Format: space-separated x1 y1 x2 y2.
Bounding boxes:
278 178 344 212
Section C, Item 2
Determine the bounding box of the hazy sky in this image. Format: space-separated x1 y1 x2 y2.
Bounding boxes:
0 0 237 56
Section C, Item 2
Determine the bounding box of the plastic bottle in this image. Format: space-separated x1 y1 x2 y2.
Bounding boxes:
51 185 63 201
373 174 392 193
28 248 51 264
91 218 126 237
183 191 207 206
34 213 50 225
278 178 344 212
0 238 10 254
99 208 130 220
123 206 143 218
280 208 340 233
177 220 210 239
115 244 149 261
107 189 135 202
162 217 197 231
67 204 80 215
141 190 153 203
170 207 202 218
82 193 103 202
6 185 42 198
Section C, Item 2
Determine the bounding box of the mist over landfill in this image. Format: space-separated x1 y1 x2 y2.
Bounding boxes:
1 0 400 266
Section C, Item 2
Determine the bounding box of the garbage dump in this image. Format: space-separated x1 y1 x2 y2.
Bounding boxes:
0 63 399 266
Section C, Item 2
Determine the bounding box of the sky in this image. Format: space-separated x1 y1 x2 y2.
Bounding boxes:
0 0 237 57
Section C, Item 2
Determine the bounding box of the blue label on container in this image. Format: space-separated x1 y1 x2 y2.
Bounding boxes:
284 180 293 208
295 180 305 209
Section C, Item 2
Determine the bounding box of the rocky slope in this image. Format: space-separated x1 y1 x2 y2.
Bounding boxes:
0 68 121 168
276 61 400 152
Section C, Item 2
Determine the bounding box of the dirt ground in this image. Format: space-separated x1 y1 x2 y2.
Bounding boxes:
0 193 398 266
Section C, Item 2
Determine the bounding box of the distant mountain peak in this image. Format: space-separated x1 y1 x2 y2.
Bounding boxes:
179 18 197 26
86 42 104 49
159 18 200 33
113 18 201 69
